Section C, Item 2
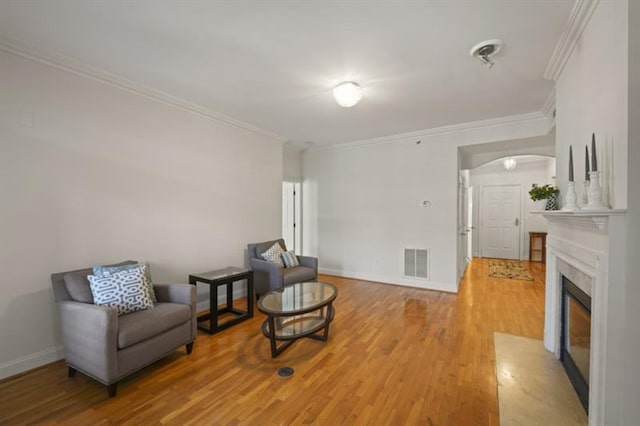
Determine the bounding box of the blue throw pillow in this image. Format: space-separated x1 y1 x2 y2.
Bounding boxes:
88 266 154 315
93 262 156 302
281 250 300 268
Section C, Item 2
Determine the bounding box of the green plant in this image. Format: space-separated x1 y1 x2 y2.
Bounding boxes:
529 184 558 201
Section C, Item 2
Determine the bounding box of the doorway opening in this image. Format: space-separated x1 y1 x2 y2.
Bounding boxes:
456 132 556 285
282 182 301 254
469 155 556 261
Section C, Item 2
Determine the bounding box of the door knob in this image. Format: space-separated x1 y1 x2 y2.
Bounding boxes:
515 218 519 226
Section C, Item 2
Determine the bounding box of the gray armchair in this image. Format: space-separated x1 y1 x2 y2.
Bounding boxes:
51 261 196 397
247 239 318 297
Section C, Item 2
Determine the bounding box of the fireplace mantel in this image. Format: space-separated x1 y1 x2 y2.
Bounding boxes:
532 209 626 230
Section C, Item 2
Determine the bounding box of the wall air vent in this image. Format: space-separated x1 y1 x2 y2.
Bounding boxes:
404 248 430 279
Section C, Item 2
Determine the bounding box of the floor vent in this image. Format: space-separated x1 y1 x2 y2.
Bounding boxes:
404 248 430 279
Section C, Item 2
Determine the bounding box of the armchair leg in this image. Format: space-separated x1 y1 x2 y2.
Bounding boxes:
67 367 76 378
186 342 194 355
107 383 118 398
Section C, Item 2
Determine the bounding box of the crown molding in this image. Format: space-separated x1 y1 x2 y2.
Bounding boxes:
541 86 556 119
308 111 551 152
544 0 600 81
0 36 287 144
283 142 306 152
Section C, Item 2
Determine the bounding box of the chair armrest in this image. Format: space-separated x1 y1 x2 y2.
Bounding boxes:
250 258 284 277
57 301 118 384
250 258 284 295
298 255 318 271
154 283 195 306
153 284 196 341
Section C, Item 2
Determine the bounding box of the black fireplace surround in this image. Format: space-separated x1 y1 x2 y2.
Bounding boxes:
560 275 591 412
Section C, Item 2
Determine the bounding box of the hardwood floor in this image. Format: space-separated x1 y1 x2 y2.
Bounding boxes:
0 258 546 425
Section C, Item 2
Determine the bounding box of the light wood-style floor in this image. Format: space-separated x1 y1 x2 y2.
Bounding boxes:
0 258 546 425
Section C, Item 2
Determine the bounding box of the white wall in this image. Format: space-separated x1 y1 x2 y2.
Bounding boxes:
283 146 303 182
470 157 555 259
303 115 552 293
0 50 283 378
553 1 639 424
303 138 455 292
555 1 628 209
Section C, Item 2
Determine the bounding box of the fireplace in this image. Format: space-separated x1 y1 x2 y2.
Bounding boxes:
560 275 591 411
540 210 625 426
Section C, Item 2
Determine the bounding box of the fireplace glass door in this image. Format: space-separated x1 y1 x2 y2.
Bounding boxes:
561 276 591 411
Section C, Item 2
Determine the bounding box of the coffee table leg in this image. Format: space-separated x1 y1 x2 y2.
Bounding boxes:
268 316 278 358
307 304 334 342
266 316 296 358
322 303 334 340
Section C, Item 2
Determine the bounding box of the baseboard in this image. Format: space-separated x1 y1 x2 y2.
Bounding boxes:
0 345 65 380
318 268 458 293
3 285 249 380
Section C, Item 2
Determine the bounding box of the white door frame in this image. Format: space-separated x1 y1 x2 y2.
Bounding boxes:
282 181 301 253
457 173 472 282
465 186 473 262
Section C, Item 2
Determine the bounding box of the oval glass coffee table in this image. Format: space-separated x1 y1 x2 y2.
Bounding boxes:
257 281 337 358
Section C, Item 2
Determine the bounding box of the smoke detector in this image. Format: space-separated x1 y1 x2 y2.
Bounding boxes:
470 39 503 68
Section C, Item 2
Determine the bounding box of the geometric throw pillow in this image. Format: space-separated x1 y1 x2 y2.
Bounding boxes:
87 266 154 316
281 250 300 268
261 242 286 267
93 262 156 303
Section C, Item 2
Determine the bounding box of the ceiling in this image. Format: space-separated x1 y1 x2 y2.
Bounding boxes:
0 1 574 147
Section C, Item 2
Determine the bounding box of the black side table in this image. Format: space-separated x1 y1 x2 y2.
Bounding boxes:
188 267 254 334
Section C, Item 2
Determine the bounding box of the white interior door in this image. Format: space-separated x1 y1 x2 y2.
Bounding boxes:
481 185 521 259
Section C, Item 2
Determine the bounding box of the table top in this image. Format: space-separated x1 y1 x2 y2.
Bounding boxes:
189 267 250 281
258 281 337 315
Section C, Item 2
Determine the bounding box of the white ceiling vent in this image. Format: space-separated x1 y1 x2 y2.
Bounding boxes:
404 248 430 280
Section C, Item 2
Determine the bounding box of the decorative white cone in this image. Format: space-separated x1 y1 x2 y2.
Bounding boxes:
584 171 607 210
562 182 579 211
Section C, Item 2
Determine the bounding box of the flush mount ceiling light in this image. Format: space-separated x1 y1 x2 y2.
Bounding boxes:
333 81 362 107
503 157 517 171
470 39 503 68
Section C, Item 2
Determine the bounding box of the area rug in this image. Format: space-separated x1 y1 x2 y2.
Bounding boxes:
494 332 587 426
488 259 534 281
